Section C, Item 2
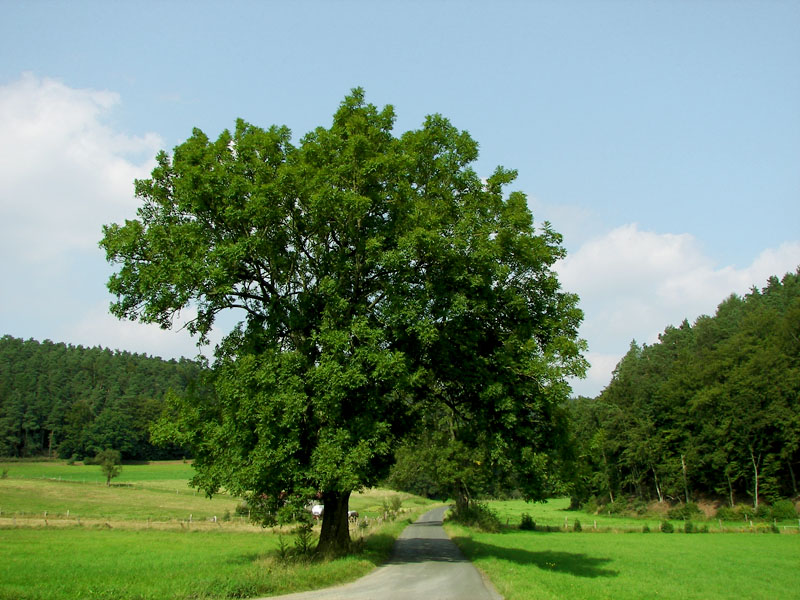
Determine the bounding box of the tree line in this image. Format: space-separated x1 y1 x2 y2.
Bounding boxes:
0 336 201 460
566 269 800 510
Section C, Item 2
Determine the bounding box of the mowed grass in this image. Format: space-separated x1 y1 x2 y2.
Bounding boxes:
0 524 423 600
488 496 800 531
0 460 437 600
446 499 800 600
0 459 196 487
0 461 238 521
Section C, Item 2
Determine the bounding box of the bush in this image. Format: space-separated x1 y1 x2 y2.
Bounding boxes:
770 500 797 521
715 505 740 521
755 503 771 519
448 502 501 533
606 499 629 515
660 520 674 533
684 521 694 533
581 497 599 515
573 519 582 532
667 502 702 520
390 495 403 512
519 513 535 531
642 524 650 533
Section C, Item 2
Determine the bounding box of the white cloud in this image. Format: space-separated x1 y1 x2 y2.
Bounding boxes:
0 73 162 262
558 224 800 397
63 302 203 360
0 74 178 357
61 301 234 362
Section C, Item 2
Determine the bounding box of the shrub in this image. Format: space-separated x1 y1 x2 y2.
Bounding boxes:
573 519 582 532
642 524 650 533
390 495 403 512
660 520 674 533
684 521 695 533
715 505 740 521
0 468 8 479
449 502 501 532
770 500 797 521
519 513 535 531
668 502 702 520
581 497 599 515
293 523 315 559
606 499 629 515
755 503 771 519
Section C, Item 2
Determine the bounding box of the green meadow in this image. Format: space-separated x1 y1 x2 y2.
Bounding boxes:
445 498 800 600
0 460 435 600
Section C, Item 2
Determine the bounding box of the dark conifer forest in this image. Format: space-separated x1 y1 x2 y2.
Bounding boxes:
0 336 201 460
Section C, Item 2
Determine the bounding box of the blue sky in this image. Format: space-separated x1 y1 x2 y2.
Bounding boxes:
1 0 798 396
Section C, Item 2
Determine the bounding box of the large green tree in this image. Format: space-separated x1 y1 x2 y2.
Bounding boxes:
102 89 585 554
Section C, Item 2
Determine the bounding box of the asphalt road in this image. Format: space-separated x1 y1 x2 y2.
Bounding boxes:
262 505 502 600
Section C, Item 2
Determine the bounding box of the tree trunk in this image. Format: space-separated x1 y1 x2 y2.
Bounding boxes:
680 454 690 504
316 491 351 556
600 447 614 504
726 468 735 507
748 445 761 510
454 479 471 514
652 467 663 503
788 460 798 497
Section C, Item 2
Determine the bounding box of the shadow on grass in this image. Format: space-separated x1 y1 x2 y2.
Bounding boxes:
450 537 619 578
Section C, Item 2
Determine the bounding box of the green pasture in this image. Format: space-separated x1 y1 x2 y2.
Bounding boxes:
0 523 418 600
0 461 434 522
0 460 436 600
0 459 195 486
489 497 800 532
0 460 237 521
446 498 800 600
447 524 800 600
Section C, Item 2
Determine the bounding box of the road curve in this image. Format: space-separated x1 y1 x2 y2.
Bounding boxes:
261 505 502 600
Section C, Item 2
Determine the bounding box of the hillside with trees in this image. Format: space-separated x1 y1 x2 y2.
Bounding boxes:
0 336 201 460
566 269 800 510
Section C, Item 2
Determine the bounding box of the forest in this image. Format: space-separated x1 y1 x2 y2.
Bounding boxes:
0 336 201 460
2 270 798 510
566 270 800 509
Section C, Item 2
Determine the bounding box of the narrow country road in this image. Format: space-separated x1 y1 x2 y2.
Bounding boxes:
261 506 502 600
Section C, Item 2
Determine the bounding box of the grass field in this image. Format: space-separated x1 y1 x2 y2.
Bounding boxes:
445 498 800 600
487 496 800 532
0 460 436 600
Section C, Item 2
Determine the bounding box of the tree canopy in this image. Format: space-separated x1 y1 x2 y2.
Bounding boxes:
101 89 586 554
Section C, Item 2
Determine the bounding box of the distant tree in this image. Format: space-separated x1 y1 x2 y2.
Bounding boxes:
96 448 122 486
